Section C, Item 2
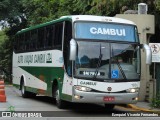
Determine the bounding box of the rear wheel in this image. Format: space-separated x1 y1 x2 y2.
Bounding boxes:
21 80 29 98
21 80 36 98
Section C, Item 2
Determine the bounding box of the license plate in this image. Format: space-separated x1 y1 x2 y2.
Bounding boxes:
103 96 115 101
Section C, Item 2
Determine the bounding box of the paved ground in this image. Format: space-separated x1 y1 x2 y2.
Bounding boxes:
0 85 160 120
1 85 134 112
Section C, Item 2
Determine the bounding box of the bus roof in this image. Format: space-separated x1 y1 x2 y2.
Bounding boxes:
16 15 136 35
16 17 71 35
62 15 135 25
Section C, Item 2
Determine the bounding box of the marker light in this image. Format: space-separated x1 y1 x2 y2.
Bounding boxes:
132 97 138 101
135 97 138 101
74 95 80 99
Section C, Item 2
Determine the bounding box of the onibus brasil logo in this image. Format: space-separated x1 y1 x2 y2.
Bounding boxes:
2 106 15 117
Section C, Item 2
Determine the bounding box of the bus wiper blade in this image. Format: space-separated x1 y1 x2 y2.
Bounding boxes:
93 44 103 80
115 59 127 80
111 46 127 80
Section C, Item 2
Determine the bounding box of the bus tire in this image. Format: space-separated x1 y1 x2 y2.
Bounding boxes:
104 104 115 110
55 86 66 109
21 80 29 98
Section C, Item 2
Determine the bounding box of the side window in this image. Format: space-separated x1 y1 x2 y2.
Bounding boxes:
45 26 53 48
52 25 56 47
31 30 38 50
19 34 24 52
29 31 34 50
38 28 45 49
25 32 30 51
53 22 63 49
63 21 72 76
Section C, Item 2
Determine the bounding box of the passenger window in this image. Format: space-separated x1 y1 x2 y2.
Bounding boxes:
19 34 25 51
45 26 53 48
31 30 38 50
25 32 30 51
38 28 45 49
53 23 63 49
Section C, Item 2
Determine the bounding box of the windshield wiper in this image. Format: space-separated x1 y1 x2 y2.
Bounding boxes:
93 44 103 80
111 46 127 80
115 58 127 80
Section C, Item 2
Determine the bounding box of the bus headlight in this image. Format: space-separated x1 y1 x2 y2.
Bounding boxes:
126 88 139 93
74 86 92 92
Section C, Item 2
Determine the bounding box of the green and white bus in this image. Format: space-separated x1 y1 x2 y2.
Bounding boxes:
13 15 151 109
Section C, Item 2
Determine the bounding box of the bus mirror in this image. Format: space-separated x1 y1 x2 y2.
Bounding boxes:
69 39 77 61
141 44 152 65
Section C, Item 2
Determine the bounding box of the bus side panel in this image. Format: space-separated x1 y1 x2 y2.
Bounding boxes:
13 66 47 92
61 73 73 101
12 50 64 96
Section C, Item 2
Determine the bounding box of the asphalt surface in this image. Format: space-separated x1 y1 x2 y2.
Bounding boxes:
0 85 159 119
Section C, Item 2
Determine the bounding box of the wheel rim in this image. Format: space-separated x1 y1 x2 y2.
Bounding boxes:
55 89 60 104
21 82 25 95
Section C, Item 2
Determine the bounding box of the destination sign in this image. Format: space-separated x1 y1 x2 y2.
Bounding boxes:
75 22 137 42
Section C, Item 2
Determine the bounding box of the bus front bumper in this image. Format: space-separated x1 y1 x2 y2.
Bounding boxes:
72 89 138 104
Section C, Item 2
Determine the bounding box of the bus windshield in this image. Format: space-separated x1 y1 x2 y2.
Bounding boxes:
74 41 140 81
75 22 138 42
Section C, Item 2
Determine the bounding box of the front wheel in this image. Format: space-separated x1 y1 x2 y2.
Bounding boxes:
55 87 66 109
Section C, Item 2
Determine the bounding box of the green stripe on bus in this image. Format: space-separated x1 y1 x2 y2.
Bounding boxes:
20 66 64 96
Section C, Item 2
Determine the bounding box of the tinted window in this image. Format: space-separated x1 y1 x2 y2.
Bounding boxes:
53 23 63 48
45 26 53 48
25 32 30 50
31 30 38 50
15 22 64 52
38 28 45 49
63 21 72 76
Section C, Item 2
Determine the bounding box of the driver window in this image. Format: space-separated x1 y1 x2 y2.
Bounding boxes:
63 21 72 76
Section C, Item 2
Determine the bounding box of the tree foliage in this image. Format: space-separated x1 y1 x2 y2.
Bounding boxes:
0 30 10 75
21 0 76 25
0 0 23 20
